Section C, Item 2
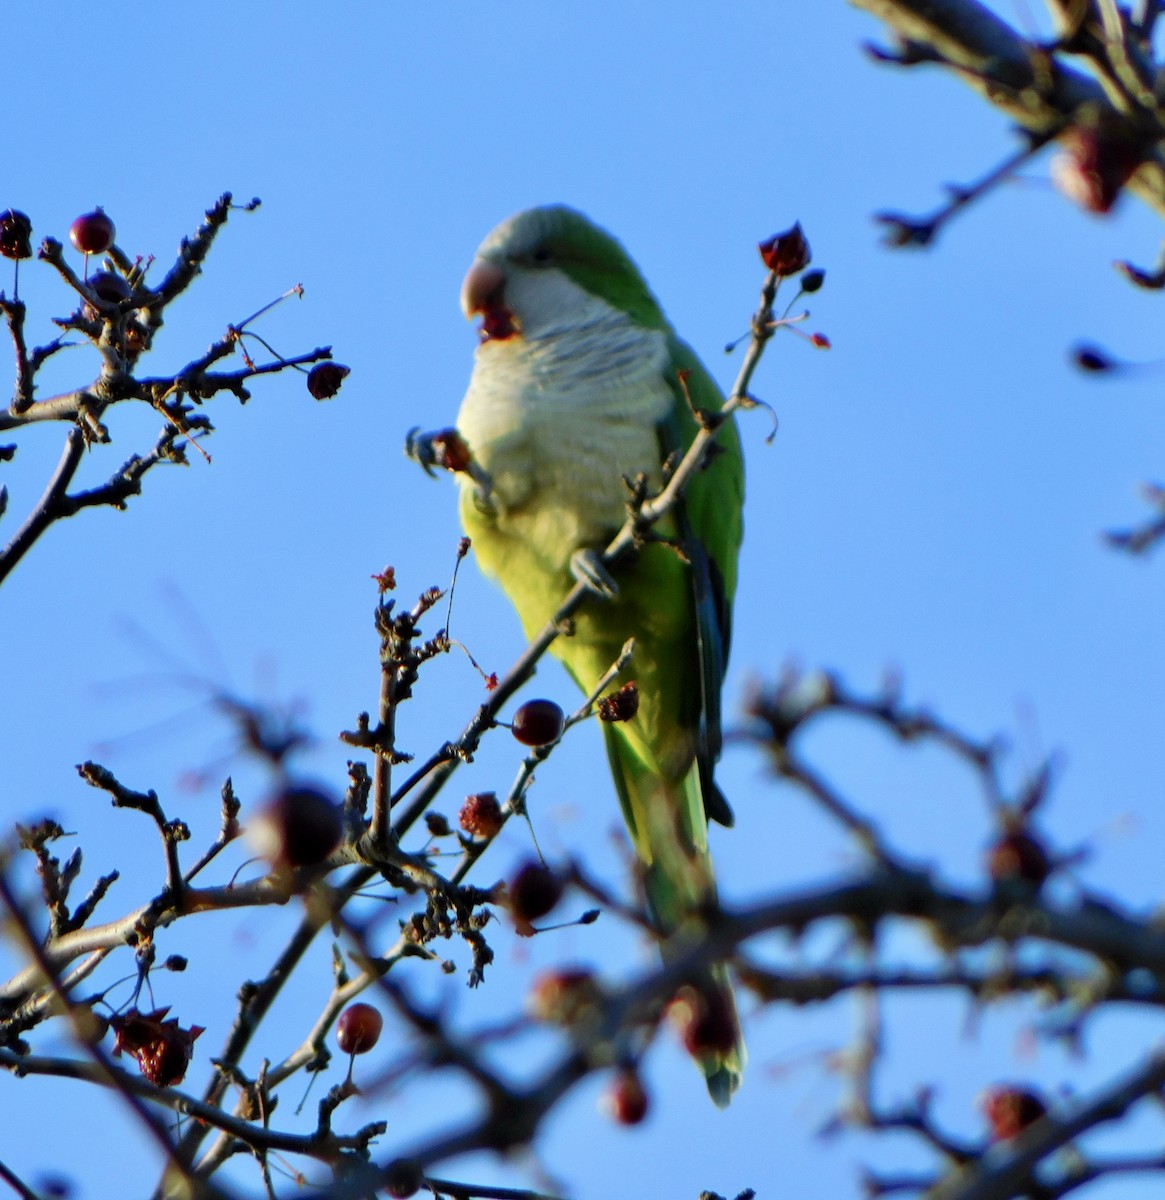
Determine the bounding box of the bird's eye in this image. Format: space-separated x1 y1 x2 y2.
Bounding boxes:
531 247 553 265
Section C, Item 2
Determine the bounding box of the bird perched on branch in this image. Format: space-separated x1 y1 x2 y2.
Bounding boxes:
453 205 745 1104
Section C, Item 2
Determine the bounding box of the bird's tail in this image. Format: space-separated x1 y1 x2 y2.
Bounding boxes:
605 729 746 1106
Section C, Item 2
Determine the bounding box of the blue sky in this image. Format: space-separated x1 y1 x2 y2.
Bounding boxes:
3 4 1165 1198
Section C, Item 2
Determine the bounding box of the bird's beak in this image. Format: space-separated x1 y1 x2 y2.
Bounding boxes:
460 258 506 318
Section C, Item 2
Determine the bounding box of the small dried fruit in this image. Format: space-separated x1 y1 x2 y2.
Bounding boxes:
307 361 349 399
383 1159 423 1198
253 784 343 868
511 698 565 746
1052 121 1141 215
0 210 32 260
598 682 639 723
508 860 564 924
603 1067 649 1125
758 221 811 276
110 1007 204 1086
69 208 115 255
669 984 738 1056
336 1003 383 1055
528 967 602 1025
981 1086 1047 1140
988 830 1052 889
459 791 504 839
424 810 452 837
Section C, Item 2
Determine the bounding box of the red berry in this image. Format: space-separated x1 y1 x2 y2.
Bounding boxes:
459 791 504 839
0 210 32 260
528 968 601 1025
988 830 1052 889
603 1068 649 1125
383 1159 423 1198
508 860 564 924
669 984 739 1056
88 270 131 304
981 1086 1047 1140
254 785 343 867
424 810 452 837
110 1007 204 1087
306 361 349 399
511 699 565 747
758 221 811 276
597 682 639 723
336 1003 383 1055
69 208 115 255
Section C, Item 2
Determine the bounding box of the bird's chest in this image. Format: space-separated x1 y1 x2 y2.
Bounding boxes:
455 333 674 560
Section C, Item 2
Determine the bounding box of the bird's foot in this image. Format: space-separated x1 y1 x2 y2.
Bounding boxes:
570 549 619 599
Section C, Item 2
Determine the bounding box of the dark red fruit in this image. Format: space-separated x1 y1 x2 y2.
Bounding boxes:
424 810 452 837
69 208 115 255
88 270 130 304
758 221 811 276
511 698 565 747
306 361 349 399
336 1002 383 1055
110 1007 204 1087
988 830 1052 889
383 1159 423 1198
603 1068 649 1125
0 210 32 260
459 791 504 839
981 1086 1047 1141
255 784 343 867
669 985 738 1056
508 860 564 924
528 968 601 1025
597 682 639 723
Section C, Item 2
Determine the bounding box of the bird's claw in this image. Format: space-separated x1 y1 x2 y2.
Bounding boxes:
571 549 619 599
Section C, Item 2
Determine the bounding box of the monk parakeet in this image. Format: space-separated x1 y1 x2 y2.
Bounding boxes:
454 205 745 1105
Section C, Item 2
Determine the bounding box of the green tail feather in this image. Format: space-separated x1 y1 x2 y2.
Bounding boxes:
605 727 746 1105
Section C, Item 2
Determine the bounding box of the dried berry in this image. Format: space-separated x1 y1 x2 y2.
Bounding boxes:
758 222 811 276
1052 121 1141 214
307 361 349 399
0 210 32 260
800 268 826 293
459 791 504 839
383 1159 423 1198
669 984 738 1057
988 830 1052 890
528 967 601 1025
110 1007 204 1087
602 1067 649 1125
336 1003 383 1055
69 208 115 255
511 698 565 746
598 682 639 723
981 1086 1047 1140
424 810 452 837
253 784 343 868
508 860 564 924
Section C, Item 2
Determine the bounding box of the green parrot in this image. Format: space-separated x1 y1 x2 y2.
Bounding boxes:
453 205 746 1105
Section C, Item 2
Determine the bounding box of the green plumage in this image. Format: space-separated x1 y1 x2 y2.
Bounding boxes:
455 206 746 1104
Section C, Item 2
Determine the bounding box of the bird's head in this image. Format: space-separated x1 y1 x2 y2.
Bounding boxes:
460 205 668 343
